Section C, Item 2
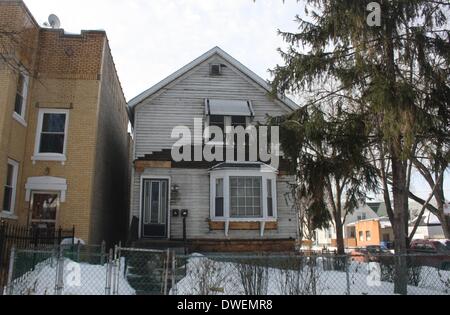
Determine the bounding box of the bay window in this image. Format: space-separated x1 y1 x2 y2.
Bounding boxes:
210 164 277 222
267 179 274 217
230 177 262 218
215 178 224 217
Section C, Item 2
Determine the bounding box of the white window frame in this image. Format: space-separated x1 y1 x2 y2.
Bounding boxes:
12 72 29 127
32 109 69 163
2 159 19 217
209 167 277 223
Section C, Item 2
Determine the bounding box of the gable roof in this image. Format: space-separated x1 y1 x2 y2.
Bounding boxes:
127 46 299 113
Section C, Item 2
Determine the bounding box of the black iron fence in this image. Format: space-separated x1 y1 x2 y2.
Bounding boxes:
0 221 75 292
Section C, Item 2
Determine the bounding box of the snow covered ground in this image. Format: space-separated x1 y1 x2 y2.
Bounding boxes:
172 254 450 295
9 258 135 295
8 253 449 295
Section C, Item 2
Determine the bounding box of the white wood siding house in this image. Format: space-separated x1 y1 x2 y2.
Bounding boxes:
128 47 299 252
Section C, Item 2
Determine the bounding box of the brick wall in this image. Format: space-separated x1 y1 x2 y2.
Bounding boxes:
0 0 39 224
355 220 382 247
89 39 130 246
0 0 130 245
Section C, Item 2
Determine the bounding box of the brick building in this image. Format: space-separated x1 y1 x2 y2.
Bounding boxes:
0 0 130 245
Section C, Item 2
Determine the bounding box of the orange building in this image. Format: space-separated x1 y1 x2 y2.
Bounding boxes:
346 218 394 248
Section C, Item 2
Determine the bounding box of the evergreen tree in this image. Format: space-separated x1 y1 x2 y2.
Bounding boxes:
270 0 450 294
270 102 378 257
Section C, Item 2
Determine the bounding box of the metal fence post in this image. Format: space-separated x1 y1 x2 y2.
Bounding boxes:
55 246 64 295
6 245 16 295
100 241 106 265
50 247 56 268
105 248 113 295
72 226 75 247
0 222 5 264
113 244 120 295
57 227 62 246
345 255 351 296
171 251 177 296
76 240 81 262
32 228 39 270
163 249 170 295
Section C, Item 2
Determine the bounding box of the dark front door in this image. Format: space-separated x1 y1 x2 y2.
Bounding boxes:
142 179 169 238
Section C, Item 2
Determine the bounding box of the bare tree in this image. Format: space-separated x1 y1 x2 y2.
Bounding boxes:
0 21 38 75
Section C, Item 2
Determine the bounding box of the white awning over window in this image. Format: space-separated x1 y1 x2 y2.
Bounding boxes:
25 176 67 202
206 99 254 117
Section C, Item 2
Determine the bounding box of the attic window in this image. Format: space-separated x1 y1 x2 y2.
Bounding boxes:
210 64 223 76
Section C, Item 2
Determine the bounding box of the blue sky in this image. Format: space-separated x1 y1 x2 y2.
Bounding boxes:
23 0 449 202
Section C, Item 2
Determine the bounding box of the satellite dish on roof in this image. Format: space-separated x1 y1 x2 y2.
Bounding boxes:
47 14 61 29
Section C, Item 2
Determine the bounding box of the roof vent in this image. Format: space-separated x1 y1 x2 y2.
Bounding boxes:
210 64 222 76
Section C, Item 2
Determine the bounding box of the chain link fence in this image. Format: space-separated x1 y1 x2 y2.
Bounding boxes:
3 246 450 295
168 253 450 295
4 243 133 295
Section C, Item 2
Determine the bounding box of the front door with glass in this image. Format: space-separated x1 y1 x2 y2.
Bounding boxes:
142 179 169 238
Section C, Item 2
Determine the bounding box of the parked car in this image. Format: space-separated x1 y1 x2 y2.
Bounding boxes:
350 246 393 263
408 240 450 270
380 241 394 250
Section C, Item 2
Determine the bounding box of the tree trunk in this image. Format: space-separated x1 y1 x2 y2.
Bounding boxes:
391 157 409 295
335 219 345 256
